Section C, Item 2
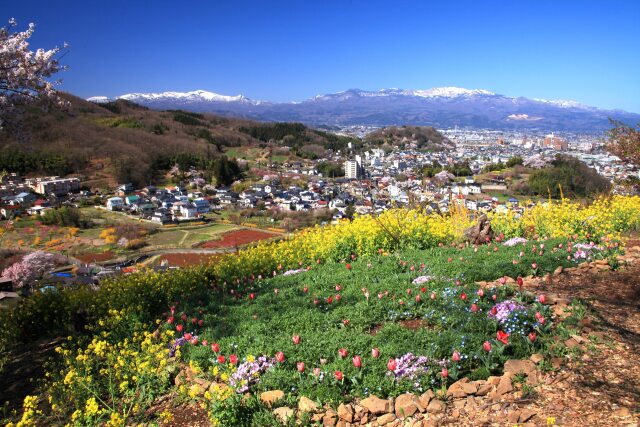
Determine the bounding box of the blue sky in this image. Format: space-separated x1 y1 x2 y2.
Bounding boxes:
8 0 640 112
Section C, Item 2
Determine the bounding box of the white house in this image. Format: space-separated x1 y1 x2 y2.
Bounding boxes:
106 197 124 210
192 198 211 214
179 203 198 219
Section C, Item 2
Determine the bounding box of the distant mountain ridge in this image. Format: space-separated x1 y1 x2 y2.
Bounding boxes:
88 87 640 132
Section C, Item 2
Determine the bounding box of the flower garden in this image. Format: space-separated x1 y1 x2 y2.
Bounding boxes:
2 196 640 426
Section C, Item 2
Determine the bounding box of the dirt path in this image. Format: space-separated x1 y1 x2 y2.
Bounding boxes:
446 243 640 426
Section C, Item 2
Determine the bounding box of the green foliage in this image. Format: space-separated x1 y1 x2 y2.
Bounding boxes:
94 116 142 129
0 148 76 175
171 110 205 126
316 161 345 178
238 122 359 153
506 156 524 168
40 206 85 228
527 155 610 198
365 126 450 150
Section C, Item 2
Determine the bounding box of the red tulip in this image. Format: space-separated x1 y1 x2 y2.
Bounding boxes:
338 348 348 358
346 263 351 270
490 306 498 316
387 358 397 371
313 298 319 305
471 303 478 313
517 276 524 287
275 351 285 363
415 295 421 303
538 294 546 304
327 296 333 304
190 338 198 345
202 340 208 346
334 371 344 381
528 332 537 342
198 319 204 327
181 313 187 322
211 342 220 353
407 288 412 295
492 294 497 301
167 316 174 324
452 351 460 362
420 286 426 293
217 355 226 363
292 335 301 345
229 354 238 365
184 333 193 341
297 362 305 372
191 317 197 325
447 257 453 263
335 294 342 302
372 347 380 358
460 293 467 301
352 355 362 368
303 286 308 293
483 341 492 352
497 330 510 345
176 324 183 333
441 367 448 378
249 293 256 300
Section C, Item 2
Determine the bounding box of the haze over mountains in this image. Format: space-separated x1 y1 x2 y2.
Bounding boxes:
88 87 640 132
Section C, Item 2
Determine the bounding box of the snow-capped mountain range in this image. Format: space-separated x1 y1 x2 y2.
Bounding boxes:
88 87 639 131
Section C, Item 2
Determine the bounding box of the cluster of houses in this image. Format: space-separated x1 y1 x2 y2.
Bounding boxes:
105 183 212 224
0 174 83 219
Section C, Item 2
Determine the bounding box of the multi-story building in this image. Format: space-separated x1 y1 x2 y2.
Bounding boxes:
28 177 81 196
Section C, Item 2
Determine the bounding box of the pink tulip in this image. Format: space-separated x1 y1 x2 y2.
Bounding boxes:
352 355 362 368
372 347 380 358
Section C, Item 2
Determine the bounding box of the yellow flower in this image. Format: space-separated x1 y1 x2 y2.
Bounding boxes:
85 397 100 416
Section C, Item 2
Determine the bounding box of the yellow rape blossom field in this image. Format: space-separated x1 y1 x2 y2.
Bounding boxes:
3 195 640 426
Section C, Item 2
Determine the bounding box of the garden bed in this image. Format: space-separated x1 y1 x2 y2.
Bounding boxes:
74 251 115 263
199 229 278 248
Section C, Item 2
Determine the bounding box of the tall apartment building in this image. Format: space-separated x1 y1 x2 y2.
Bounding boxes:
344 155 363 179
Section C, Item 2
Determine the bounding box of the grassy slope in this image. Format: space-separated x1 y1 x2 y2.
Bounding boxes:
178 237 584 403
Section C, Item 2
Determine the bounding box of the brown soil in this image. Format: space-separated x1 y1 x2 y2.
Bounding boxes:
199 229 277 249
74 251 115 263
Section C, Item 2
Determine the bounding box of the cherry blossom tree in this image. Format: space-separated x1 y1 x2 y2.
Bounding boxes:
0 18 67 132
1 250 57 292
607 119 640 166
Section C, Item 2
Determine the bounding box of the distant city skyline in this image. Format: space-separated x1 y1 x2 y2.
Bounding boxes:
8 0 640 112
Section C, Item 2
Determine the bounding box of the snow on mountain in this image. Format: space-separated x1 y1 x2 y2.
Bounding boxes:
116 89 258 104
408 87 495 98
86 96 110 103
85 86 640 132
312 87 496 101
532 98 589 109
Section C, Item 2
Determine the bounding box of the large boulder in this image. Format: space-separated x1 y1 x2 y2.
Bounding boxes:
464 214 495 245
